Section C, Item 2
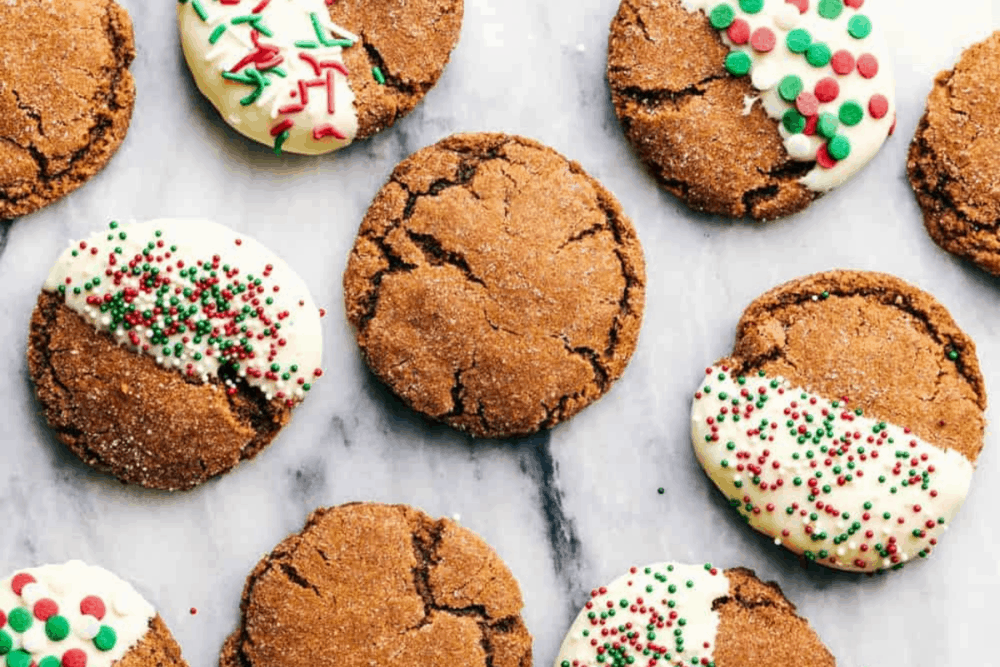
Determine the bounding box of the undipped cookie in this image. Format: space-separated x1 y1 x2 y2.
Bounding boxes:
0 0 136 219
0 561 187 667
554 562 834 667
343 133 646 438
908 31 1000 275
28 219 324 491
220 503 533 667
690 270 985 572
177 0 463 155
608 0 895 220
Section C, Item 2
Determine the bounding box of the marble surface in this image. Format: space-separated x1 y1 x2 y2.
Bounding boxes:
1 0 999 665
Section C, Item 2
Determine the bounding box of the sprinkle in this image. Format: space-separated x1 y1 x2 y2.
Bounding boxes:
868 94 889 119
857 53 879 78
209 24 227 44
786 28 812 53
814 77 839 103
727 18 751 45
817 0 843 19
830 49 855 75
839 101 864 126
778 75 804 101
750 27 776 52
782 109 806 133
739 0 764 13
817 113 839 138
709 4 735 29
725 51 752 76
795 91 819 116
806 42 832 67
372 66 386 85
191 0 208 21
848 14 872 39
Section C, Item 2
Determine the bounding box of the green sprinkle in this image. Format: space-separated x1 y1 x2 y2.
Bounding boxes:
709 4 735 29
739 0 763 13
294 40 319 48
209 24 227 44
778 75 804 101
817 0 843 19
786 29 811 53
783 109 806 133
817 112 839 138
839 101 864 126
828 135 851 160
372 66 386 85
94 626 117 652
45 616 70 642
0 632 10 656
806 42 832 67
5 651 30 667
191 0 208 21
725 51 752 76
8 608 31 633
947 349 959 361
848 14 872 39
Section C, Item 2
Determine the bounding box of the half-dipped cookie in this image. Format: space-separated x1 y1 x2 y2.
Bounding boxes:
690 270 985 572
28 219 324 490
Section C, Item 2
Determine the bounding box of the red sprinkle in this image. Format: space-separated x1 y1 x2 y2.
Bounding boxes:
830 50 855 75
786 0 809 13
80 596 106 620
815 78 839 103
727 19 750 45
190 607 198 615
62 650 87 667
869 94 889 119
796 92 820 117
11 573 36 596
33 599 58 621
750 27 776 52
816 144 838 169
803 114 819 136
857 53 879 78
844 0 863 6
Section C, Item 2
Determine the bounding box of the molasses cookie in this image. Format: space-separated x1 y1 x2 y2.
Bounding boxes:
908 31 1000 275
690 270 985 572
0 561 187 667
177 0 463 155
220 503 533 667
343 133 646 438
608 0 895 220
0 0 136 219
28 219 324 491
555 562 834 667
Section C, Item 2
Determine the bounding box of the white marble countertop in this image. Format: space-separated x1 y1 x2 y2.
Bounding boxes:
2 0 999 665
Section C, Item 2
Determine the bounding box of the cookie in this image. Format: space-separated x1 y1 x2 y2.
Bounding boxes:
177 0 463 155
27 219 324 491
220 503 533 667
555 562 833 667
908 32 1000 275
690 270 985 572
0 0 136 220
342 133 646 438
0 561 187 667
608 0 895 220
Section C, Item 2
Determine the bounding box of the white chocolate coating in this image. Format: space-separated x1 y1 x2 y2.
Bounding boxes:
682 0 895 191
691 366 975 572
554 563 729 667
178 0 358 155
0 562 154 667
43 219 323 403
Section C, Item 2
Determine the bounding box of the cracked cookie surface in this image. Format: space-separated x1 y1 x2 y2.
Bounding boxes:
722 270 985 462
0 0 135 220
28 292 292 491
908 31 1000 275
220 503 532 667
608 0 816 220
343 133 646 439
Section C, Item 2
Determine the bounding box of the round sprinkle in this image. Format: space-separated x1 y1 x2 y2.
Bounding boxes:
816 143 838 168
786 28 811 53
93 627 116 652
806 42 832 67
830 49 856 75
0 632 10 656
775 3 801 28
848 14 872 39
783 109 807 133
725 51 752 76
79 597 105 621
751 27 776 52
10 575 35 597
844 0 863 6
869 94 889 119
39 658 61 667
709 4 736 29
803 114 819 136
61 649 86 667
839 100 864 125
786 0 809 12
815 77 840 102
779 75 804 101
751 62 781 90
0 611 5 628
817 113 840 138
828 135 851 160
5 650 30 667
45 616 70 642
7 610 31 634
786 133 814 160
33 600 58 622
739 0 764 12
818 0 843 19
796 91 820 116
857 53 879 78
727 18 751 45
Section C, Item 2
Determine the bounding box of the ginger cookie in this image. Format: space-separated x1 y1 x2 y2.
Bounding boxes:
908 31 1000 275
690 270 985 572
555 562 834 667
177 0 463 155
0 0 136 220
0 561 187 667
608 0 895 220
27 219 324 491
220 503 533 667
343 133 646 439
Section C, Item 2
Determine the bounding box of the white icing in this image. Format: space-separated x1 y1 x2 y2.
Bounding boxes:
555 563 729 667
43 219 324 403
682 0 896 191
691 366 975 572
0 562 155 667
178 0 359 155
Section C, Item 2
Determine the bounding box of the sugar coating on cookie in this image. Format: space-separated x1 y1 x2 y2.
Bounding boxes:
0 562 154 667
691 366 974 572
555 563 729 667
43 219 323 404
682 0 895 190
178 0 359 155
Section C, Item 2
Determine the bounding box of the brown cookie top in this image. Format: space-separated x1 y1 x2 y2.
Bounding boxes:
220 503 532 667
119 616 189 667
908 31 1000 275
343 133 646 438
724 270 985 462
0 0 136 220
329 0 464 140
607 0 815 220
